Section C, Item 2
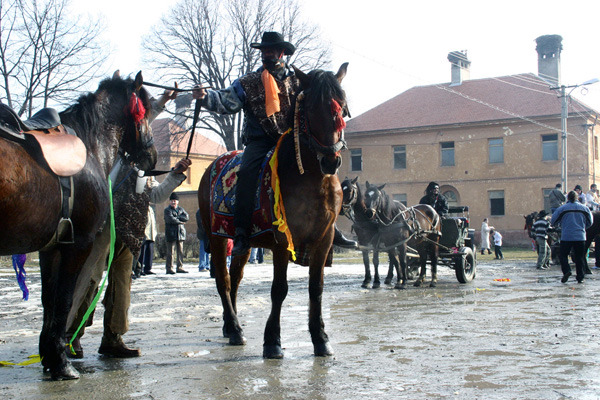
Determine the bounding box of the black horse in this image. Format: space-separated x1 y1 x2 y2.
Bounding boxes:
340 176 396 288
363 182 441 288
0 71 156 380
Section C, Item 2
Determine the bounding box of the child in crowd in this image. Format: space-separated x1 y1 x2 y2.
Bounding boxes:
491 229 504 260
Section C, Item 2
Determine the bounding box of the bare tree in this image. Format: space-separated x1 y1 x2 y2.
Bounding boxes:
0 0 107 118
142 0 331 151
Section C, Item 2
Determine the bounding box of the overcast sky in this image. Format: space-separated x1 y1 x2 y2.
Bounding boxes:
72 0 600 118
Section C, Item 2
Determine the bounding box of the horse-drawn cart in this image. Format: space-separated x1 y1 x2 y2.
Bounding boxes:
406 206 477 283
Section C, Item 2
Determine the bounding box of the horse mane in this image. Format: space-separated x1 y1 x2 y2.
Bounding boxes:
59 75 151 147
304 69 345 110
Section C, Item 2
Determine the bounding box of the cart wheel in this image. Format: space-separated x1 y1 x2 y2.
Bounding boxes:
455 246 476 283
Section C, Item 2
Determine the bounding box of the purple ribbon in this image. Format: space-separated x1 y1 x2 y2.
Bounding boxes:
12 254 28 301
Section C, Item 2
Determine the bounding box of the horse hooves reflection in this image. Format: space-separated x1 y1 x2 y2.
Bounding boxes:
50 362 80 381
263 345 284 359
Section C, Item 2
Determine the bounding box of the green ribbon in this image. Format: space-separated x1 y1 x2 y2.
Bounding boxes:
67 176 116 355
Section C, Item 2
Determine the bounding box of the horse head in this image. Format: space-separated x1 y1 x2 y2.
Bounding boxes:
92 71 157 173
341 176 359 207
293 63 348 175
364 181 387 221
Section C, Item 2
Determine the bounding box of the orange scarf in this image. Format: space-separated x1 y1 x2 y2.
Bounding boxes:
262 69 280 117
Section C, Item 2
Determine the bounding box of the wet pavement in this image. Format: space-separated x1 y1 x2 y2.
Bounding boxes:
1 256 600 399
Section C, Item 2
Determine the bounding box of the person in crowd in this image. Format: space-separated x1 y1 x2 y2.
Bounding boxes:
164 192 189 274
532 210 550 269
549 183 565 214
192 31 356 256
491 228 503 260
419 181 449 217
574 184 586 204
66 91 190 359
585 183 599 210
551 190 593 283
196 209 210 272
480 218 493 255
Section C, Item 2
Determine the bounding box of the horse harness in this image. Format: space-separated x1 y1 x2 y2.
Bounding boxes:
361 206 441 252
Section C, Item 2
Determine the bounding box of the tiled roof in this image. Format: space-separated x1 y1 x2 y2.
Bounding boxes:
346 73 596 134
151 118 226 156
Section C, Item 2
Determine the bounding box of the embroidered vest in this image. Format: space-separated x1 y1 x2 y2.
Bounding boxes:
239 70 300 140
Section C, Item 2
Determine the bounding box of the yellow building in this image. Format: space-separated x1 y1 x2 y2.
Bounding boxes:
341 35 600 245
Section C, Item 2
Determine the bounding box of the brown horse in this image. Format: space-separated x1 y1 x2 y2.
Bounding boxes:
363 181 441 288
0 72 156 380
198 63 348 359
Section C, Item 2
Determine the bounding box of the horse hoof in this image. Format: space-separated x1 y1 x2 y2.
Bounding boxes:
263 344 284 359
51 363 80 381
372 281 381 289
414 280 422 287
430 281 437 288
361 282 370 289
228 333 247 346
384 278 392 285
395 283 406 290
314 342 334 357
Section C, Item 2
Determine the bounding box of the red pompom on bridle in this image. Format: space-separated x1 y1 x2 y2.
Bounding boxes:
128 93 146 124
331 99 346 133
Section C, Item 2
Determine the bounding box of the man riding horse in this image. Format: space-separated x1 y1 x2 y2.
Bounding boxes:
193 31 356 255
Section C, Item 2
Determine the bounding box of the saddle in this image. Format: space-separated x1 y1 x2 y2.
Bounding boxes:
0 103 86 176
0 104 88 244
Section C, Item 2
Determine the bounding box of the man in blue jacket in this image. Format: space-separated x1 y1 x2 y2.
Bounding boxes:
551 190 593 283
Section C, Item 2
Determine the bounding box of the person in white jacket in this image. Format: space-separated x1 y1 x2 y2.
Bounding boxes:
481 218 494 255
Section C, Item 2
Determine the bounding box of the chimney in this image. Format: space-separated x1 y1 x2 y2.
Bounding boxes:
447 51 471 86
535 34 562 86
173 93 193 129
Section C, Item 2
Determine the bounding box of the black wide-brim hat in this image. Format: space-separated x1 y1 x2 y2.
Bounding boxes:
250 32 295 56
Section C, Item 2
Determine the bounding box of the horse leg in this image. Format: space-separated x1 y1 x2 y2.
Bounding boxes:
229 252 249 314
429 242 439 287
263 249 290 359
39 246 89 380
307 246 333 357
361 250 372 288
372 251 381 289
384 251 395 285
395 247 407 289
212 238 246 345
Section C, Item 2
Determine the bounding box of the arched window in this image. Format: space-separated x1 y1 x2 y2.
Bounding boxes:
440 185 460 207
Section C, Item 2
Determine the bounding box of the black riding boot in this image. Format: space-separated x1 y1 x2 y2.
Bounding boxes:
333 226 358 249
232 227 250 257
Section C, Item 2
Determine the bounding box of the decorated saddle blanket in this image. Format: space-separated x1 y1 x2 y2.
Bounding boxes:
208 148 333 267
209 150 274 239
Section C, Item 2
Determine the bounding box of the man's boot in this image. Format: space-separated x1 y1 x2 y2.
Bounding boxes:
98 330 140 358
232 227 250 257
333 226 358 249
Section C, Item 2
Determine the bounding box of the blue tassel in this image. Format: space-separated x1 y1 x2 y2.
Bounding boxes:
12 254 28 301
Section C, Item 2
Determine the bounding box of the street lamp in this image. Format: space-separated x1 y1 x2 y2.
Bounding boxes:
550 78 599 192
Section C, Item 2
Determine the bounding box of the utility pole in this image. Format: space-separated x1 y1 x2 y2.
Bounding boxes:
550 78 599 194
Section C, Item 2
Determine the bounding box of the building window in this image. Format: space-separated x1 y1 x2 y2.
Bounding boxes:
489 138 504 164
393 145 406 169
543 188 552 212
350 148 362 171
393 193 407 206
489 190 505 216
442 190 458 207
441 141 455 166
542 134 558 161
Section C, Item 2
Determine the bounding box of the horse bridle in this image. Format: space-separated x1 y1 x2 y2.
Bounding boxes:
121 91 155 166
294 91 347 173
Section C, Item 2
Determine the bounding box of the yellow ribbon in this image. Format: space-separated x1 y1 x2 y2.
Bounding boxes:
262 69 280 117
269 129 296 260
0 354 41 367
